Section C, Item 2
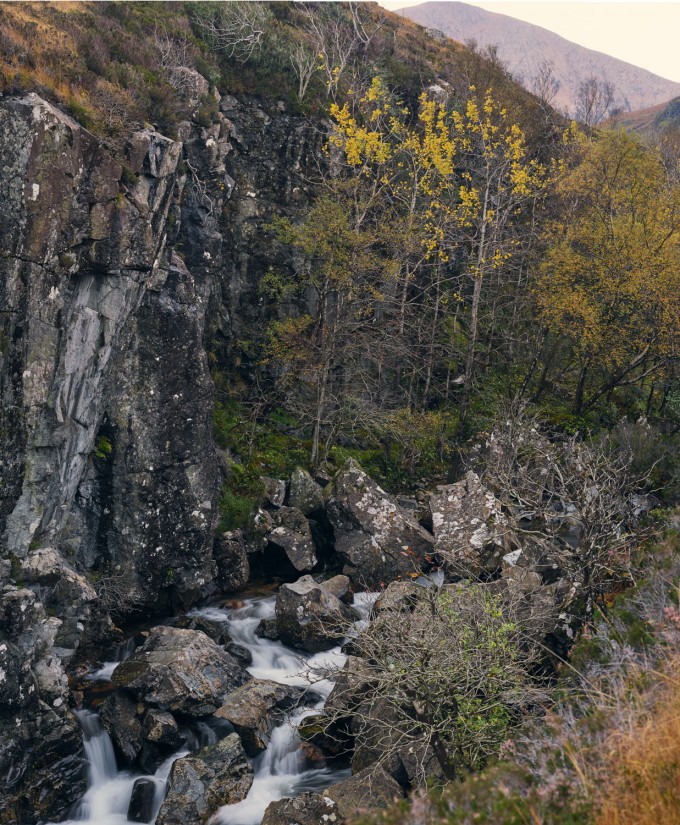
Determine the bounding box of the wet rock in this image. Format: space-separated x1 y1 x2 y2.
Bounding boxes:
298 714 347 756
215 678 302 756
325 459 435 588
99 692 143 765
0 703 87 825
255 617 280 640
262 792 339 825
325 765 403 817
156 732 253 825
112 626 250 716
268 506 318 572
214 530 250 592
175 613 228 644
288 468 324 515
128 777 157 823
226 641 253 667
275 575 359 653
429 471 513 577
142 709 182 749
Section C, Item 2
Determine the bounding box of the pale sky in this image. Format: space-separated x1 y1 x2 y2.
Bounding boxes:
380 2 680 83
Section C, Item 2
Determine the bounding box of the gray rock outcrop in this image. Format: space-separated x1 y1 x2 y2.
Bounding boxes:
275 575 359 652
429 471 513 577
267 506 318 572
325 460 435 588
156 732 253 825
112 626 250 716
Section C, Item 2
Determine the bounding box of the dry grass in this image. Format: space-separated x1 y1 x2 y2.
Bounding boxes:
595 659 680 825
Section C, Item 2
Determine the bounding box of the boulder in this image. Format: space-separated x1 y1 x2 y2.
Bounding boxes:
99 692 143 766
275 575 359 653
373 581 423 614
262 793 339 825
325 460 434 588
288 467 324 515
255 617 280 640
324 657 375 718
112 626 250 716
324 765 402 818
320 574 350 601
214 530 250 592
262 476 287 507
142 709 182 749
127 778 157 823
268 506 318 572
226 641 253 667
156 733 253 825
429 471 513 578
175 613 228 644
214 678 301 756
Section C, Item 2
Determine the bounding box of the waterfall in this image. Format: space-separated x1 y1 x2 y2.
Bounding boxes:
51 590 375 825
201 592 378 825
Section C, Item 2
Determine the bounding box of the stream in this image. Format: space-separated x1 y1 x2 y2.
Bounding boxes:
49 591 375 825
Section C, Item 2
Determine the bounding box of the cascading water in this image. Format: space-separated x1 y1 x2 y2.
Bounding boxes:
193 595 375 825
50 590 375 825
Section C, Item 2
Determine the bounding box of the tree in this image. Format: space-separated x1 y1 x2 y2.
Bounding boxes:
534 129 680 413
192 2 272 62
445 90 548 424
574 75 615 126
531 59 561 109
314 583 542 785
479 405 650 614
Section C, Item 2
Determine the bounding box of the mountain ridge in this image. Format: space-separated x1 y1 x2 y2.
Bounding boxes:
398 1 680 115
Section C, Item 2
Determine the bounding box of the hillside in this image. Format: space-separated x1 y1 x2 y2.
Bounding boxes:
398 1 680 116
0 4 679 825
611 95 680 135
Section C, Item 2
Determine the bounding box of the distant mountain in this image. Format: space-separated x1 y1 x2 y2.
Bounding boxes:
398 2 680 117
610 96 680 135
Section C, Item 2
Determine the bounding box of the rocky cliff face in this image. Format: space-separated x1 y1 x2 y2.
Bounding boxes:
0 84 325 820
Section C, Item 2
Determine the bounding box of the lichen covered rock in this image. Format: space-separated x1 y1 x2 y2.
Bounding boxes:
429 471 513 577
325 460 434 588
112 626 250 716
156 732 253 825
275 575 359 653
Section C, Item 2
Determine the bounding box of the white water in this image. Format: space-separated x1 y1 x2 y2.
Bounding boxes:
50 710 187 825
202 592 377 825
48 590 376 825
86 637 137 682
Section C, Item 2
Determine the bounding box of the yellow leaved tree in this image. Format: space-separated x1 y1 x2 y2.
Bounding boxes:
268 78 548 463
535 128 680 414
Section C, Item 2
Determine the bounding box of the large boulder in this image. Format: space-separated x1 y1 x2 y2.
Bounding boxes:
325 460 434 588
325 765 403 817
215 678 302 756
429 471 513 578
275 575 359 652
268 506 318 572
262 793 339 825
112 626 250 716
156 733 253 825
288 467 324 515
